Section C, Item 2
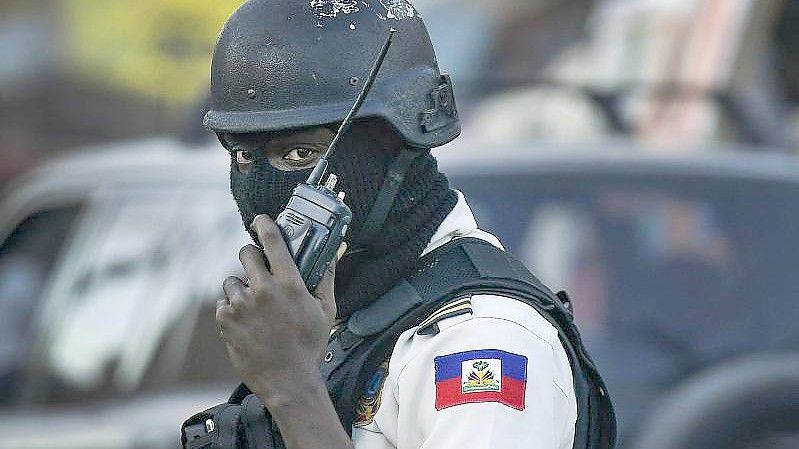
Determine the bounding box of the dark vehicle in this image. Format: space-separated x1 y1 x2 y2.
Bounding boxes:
438 142 799 449
1 138 797 448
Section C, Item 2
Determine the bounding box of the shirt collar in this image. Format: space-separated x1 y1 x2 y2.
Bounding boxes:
423 190 503 256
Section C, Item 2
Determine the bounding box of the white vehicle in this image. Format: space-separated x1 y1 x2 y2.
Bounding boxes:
0 139 247 449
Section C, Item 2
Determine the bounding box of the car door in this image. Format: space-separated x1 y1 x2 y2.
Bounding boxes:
0 180 248 449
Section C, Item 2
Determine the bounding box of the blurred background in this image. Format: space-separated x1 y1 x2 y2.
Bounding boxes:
1 0 798 448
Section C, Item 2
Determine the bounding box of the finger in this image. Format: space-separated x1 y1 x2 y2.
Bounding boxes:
215 297 234 336
239 244 271 285
313 241 346 297
251 215 300 279
222 276 249 310
337 241 348 261
314 242 346 321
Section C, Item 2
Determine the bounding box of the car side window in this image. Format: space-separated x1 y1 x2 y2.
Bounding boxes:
0 205 85 405
22 188 247 405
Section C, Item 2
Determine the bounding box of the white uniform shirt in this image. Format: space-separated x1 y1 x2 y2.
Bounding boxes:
351 191 577 449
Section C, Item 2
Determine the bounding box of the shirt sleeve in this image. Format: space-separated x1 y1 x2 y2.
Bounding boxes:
391 313 576 449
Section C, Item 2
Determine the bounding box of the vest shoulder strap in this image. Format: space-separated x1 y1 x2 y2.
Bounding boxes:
343 237 556 338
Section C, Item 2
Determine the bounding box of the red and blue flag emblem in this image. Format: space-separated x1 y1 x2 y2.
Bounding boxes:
434 349 527 410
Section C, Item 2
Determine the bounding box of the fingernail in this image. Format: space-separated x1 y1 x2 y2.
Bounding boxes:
250 214 268 227
337 242 348 261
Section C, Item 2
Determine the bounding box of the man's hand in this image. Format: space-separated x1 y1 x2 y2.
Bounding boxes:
215 215 353 449
216 214 344 406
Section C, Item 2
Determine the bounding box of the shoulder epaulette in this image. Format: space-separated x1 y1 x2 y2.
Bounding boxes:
416 296 473 336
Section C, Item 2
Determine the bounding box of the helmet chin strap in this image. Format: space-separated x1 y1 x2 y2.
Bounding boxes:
355 147 423 249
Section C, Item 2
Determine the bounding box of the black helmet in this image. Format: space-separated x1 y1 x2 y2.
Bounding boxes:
204 0 459 148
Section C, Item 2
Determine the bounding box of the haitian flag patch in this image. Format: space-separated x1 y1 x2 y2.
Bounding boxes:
434 349 527 410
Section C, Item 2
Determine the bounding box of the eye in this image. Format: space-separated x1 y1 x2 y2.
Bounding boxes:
236 150 254 164
282 147 318 162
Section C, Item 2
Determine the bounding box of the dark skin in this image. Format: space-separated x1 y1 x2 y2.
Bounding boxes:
216 126 354 449
229 126 330 173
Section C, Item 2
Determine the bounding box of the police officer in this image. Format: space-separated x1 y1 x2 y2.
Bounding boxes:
201 1 615 448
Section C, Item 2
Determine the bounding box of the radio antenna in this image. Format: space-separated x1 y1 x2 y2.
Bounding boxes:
306 28 397 186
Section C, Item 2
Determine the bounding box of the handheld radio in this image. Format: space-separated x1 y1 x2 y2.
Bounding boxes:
274 29 396 292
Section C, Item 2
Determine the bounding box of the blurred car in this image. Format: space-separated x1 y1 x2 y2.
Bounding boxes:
438 141 799 448
1 137 798 448
0 139 247 449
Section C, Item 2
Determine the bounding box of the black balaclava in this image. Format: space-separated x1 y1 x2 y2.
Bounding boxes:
226 119 457 318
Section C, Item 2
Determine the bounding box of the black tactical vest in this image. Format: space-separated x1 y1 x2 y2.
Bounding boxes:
182 238 616 449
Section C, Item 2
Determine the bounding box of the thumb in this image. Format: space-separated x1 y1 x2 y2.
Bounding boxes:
314 241 347 322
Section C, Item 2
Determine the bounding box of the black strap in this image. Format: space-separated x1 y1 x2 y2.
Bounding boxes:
357 148 421 246
407 237 553 301
347 280 424 336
